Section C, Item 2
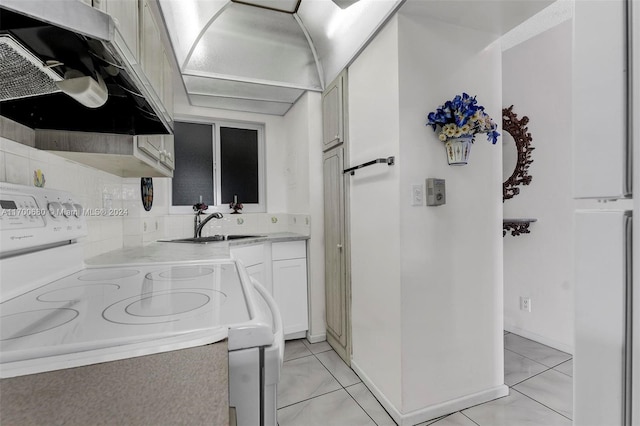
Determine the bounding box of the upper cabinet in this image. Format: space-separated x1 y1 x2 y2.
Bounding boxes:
93 0 139 61
162 52 175 120
573 0 630 199
322 70 348 151
62 0 175 177
140 0 164 99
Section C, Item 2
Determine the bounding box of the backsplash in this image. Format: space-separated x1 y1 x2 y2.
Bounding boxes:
1 136 125 258
1 136 310 259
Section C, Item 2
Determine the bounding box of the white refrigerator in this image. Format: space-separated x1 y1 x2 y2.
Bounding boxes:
572 1 638 425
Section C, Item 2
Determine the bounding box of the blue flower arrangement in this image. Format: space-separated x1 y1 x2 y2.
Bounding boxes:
426 93 500 144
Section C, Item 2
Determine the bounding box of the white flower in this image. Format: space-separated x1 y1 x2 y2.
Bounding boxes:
444 125 457 137
438 133 447 141
460 124 471 134
454 128 463 137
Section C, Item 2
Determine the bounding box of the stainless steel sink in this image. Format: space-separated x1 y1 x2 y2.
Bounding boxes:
163 235 264 244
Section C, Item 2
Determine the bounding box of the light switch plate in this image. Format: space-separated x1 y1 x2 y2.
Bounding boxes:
411 184 424 206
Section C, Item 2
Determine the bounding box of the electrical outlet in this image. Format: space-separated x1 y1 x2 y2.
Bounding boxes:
411 184 424 206
520 296 532 312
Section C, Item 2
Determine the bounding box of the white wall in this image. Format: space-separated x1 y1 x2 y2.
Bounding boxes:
502 19 574 353
348 15 403 410
283 91 327 341
397 12 504 414
348 9 505 423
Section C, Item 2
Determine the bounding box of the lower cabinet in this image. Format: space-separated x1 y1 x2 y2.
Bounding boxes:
231 240 308 339
272 241 308 338
245 263 267 294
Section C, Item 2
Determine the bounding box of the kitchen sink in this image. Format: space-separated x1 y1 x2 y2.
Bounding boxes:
163 235 264 244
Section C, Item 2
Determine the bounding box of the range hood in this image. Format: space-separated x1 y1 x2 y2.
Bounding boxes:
0 0 172 135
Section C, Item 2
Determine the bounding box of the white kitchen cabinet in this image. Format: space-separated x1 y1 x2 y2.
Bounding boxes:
272 241 308 338
140 0 163 98
231 240 308 338
162 52 175 120
160 135 174 170
231 244 271 294
245 263 267 293
273 258 308 337
137 134 174 172
93 0 139 60
322 70 347 151
35 130 173 178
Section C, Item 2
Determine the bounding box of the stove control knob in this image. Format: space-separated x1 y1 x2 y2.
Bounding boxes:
73 204 83 217
62 203 74 218
48 202 63 218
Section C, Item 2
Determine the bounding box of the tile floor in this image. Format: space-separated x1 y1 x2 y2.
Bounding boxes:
277 332 573 426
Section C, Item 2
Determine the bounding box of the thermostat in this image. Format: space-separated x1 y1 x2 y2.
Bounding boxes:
426 178 446 206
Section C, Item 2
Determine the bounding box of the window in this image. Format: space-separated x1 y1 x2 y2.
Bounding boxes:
171 119 265 213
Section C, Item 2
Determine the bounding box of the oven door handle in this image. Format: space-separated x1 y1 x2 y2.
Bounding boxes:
251 278 284 346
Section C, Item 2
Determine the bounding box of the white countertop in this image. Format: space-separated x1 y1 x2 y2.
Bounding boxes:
85 232 309 266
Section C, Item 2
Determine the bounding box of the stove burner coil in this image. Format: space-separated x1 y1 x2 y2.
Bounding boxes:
125 292 210 317
1 308 79 341
37 284 121 302
102 288 226 325
77 270 139 281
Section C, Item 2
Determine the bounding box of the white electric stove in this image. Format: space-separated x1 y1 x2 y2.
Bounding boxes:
0 182 283 426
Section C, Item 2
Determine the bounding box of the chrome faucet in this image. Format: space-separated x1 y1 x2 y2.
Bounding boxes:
194 211 223 238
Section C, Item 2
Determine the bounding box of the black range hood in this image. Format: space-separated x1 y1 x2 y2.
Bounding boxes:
0 1 172 135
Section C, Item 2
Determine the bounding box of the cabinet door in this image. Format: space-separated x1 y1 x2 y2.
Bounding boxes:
246 263 269 295
323 147 350 363
94 0 139 59
273 258 308 337
140 0 163 96
160 135 174 170
162 52 174 119
137 135 162 160
573 0 629 198
322 73 344 151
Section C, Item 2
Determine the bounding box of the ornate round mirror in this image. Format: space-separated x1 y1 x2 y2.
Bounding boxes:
502 105 534 201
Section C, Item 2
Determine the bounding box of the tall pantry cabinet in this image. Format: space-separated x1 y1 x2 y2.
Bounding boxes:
322 70 351 365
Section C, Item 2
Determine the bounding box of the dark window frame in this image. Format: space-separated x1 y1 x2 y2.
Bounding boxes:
170 118 266 214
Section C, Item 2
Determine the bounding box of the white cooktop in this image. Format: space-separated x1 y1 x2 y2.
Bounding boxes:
0 259 273 378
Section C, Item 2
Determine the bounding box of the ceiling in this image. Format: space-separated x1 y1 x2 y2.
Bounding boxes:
158 0 555 116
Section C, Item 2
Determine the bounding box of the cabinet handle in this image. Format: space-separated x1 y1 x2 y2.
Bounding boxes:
337 244 343 250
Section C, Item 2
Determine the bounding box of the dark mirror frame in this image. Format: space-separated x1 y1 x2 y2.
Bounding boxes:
503 105 534 201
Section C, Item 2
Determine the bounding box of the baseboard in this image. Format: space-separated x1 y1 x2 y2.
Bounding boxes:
351 360 509 426
285 331 307 340
305 332 326 344
504 325 574 355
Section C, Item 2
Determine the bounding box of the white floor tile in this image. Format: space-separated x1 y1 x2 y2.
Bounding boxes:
504 349 548 386
462 390 571 426
277 355 341 408
345 383 396 426
415 415 448 426
302 339 333 354
278 389 376 426
504 334 571 367
553 359 573 377
429 412 477 426
316 350 361 387
513 369 573 419
284 339 313 362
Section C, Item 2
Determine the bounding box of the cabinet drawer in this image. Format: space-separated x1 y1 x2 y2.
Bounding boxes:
230 244 264 267
272 240 306 261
